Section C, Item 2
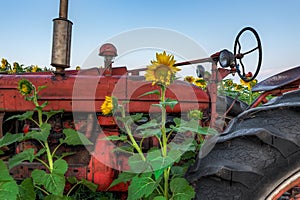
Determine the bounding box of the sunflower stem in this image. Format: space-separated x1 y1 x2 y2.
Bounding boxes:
160 86 169 199
160 86 167 158
120 106 146 161
34 87 54 173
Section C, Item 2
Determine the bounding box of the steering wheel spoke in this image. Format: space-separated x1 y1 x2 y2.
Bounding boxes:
236 40 242 54
239 59 246 76
242 46 259 56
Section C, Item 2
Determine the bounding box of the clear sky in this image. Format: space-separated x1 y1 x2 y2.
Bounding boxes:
0 0 300 81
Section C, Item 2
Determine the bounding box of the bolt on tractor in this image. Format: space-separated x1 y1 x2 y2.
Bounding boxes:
1 0 300 199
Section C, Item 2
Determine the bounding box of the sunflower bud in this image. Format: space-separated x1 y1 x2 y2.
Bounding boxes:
187 109 203 120
18 79 34 96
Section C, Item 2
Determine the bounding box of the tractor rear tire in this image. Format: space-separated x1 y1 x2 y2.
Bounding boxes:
186 92 300 200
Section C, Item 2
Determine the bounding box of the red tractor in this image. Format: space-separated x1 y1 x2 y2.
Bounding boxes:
1 0 300 199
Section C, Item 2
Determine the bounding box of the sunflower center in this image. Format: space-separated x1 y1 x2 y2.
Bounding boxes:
21 84 29 93
154 65 171 80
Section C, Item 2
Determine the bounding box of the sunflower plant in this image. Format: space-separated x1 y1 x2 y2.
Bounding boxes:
103 51 216 200
219 78 260 105
184 76 207 90
0 58 11 72
0 79 97 199
0 57 51 73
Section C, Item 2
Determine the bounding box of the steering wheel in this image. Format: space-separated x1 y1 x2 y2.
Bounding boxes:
234 27 262 82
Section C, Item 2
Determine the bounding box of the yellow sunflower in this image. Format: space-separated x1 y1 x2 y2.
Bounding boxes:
1 58 8 69
240 79 258 90
194 78 207 89
184 76 195 83
101 96 114 115
234 84 244 91
224 79 233 88
145 51 180 86
32 65 40 72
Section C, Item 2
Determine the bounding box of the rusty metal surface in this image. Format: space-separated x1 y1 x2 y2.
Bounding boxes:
51 18 72 71
252 66 300 92
0 68 209 113
51 0 72 73
59 0 69 18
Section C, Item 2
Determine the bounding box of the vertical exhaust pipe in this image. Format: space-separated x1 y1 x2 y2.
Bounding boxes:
51 0 72 75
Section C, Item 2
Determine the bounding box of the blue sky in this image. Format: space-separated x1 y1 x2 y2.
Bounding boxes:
0 0 300 81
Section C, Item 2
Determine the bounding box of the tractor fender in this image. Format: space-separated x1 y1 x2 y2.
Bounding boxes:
186 89 300 182
185 89 300 199
219 89 300 153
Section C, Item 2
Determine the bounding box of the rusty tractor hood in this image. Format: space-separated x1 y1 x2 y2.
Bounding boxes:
0 67 209 113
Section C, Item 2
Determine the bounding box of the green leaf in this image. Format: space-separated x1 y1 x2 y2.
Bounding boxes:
153 196 167 200
128 154 149 173
43 110 63 122
67 176 78 184
32 170 65 196
0 133 23 148
116 113 144 126
171 120 199 133
139 90 160 97
80 178 98 192
113 145 134 154
116 115 130 124
53 159 68 175
147 150 176 180
37 85 47 92
170 178 195 200
127 173 160 200
60 129 93 146
0 161 12 182
44 195 72 200
112 96 119 114
25 96 34 101
55 152 75 159
37 101 48 110
136 119 159 130
32 159 68 196
23 123 51 142
173 118 181 126
168 138 195 153
109 172 136 188
5 111 34 122
171 119 215 135
170 166 186 178
161 98 178 110
17 178 35 200
140 128 161 138
0 160 18 200
130 113 144 122
34 148 46 158
102 135 127 141
31 169 46 185
0 150 3 155
152 103 162 108
67 176 97 192
196 127 218 135
180 151 196 161
8 148 35 169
